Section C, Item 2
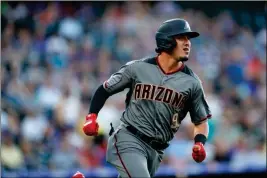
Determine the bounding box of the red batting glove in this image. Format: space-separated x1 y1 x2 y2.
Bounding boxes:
192 142 206 163
72 171 85 178
83 113 99 136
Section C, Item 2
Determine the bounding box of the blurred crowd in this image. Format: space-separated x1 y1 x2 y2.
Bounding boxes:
1 1 266 175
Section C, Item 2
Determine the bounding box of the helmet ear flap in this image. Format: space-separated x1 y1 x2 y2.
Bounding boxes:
155 32 177 53
168 36 177 50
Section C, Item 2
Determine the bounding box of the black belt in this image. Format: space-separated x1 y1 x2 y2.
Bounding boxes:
126 125 169 150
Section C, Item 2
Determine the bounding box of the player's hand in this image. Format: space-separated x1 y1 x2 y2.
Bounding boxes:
192 142 206 163
83 113 99 136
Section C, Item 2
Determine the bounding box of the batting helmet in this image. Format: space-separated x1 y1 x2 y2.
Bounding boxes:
155 18 200 53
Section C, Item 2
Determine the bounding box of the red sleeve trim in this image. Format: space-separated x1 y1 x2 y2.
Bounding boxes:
103 81 108 89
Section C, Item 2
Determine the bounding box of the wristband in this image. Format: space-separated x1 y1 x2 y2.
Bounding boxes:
194 134 207 145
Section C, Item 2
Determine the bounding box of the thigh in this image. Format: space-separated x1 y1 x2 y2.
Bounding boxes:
148 150 163 177
106 127 150 178
114 152 150 178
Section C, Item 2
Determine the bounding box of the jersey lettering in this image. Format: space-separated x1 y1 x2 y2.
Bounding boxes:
134 83 186 109
150 85 156 100
134 83 142 99
163 89 173 103
155 86 165 101
171 92 183 107
141 84 151 99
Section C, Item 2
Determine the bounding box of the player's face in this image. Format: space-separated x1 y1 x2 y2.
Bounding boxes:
172 35 191 62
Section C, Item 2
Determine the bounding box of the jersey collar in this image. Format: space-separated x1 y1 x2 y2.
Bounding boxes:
156 56 185 75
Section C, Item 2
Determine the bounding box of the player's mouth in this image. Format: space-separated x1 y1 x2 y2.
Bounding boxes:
183 48 189 54
183 48 189 52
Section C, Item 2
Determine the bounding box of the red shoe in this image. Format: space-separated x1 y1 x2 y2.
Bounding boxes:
72 171 85 178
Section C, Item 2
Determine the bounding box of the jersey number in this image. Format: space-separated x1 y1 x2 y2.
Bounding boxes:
171 113 180 132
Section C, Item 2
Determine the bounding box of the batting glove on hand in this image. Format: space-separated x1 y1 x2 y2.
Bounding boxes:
192 142 206 163
72 171 85 178
83 113 99 136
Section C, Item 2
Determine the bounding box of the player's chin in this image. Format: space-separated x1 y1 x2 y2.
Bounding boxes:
178 56 189 62
184 51 190 57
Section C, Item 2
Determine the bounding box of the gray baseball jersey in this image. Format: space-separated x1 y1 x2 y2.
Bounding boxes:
103 56 212 143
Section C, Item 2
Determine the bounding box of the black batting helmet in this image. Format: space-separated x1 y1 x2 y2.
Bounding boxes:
155 18 200 53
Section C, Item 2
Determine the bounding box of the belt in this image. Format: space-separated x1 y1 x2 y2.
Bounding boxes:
126 125 169 150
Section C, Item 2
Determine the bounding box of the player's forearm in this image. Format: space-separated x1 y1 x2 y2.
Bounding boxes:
194 120 209 137
193 120 209 144
89 84 112 114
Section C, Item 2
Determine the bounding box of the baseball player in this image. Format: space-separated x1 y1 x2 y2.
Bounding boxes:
73 18 212 178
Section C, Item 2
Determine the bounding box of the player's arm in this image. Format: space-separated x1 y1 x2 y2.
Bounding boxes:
83 61 136 136
193 119 209 139
189 80 212 163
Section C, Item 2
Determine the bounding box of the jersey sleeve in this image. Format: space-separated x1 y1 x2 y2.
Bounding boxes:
103 60 136 94
189 80 212 125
